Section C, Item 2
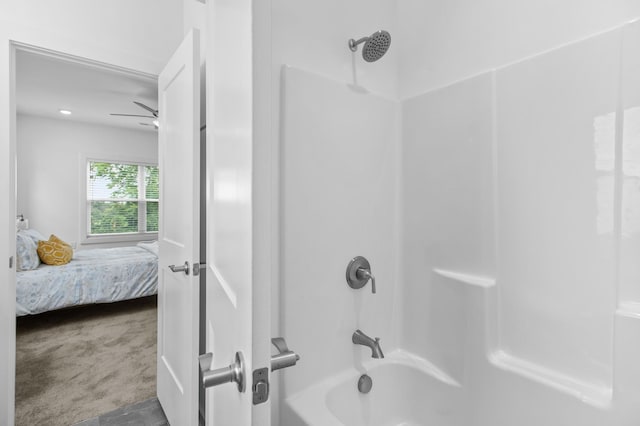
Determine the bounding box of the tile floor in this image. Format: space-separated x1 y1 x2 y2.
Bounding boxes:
73 398 168 426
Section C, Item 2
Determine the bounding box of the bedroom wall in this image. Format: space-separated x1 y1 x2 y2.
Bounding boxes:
16 114 158 250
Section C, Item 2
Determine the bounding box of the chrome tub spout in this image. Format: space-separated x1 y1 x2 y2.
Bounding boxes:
352 329 384 359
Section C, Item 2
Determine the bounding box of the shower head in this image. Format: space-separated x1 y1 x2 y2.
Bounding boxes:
348 30 391 62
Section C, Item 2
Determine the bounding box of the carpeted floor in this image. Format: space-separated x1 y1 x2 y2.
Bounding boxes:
15 296 157 426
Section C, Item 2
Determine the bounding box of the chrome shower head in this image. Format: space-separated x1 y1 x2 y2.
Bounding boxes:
348 30 391 62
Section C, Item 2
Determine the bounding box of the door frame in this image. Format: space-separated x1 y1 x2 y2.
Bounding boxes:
2 36 159 426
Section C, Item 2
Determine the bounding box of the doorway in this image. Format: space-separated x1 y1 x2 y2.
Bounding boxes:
13 45 161 425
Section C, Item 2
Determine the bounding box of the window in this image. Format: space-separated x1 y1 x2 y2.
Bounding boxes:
86 160 158 239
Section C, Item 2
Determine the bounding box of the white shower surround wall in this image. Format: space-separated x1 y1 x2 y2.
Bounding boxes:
280 65 401 398
278 17 640 426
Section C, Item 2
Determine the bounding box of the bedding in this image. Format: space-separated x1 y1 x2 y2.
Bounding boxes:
16 243 158 316
15 231 40 271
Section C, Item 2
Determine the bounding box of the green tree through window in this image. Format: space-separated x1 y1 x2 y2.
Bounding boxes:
88 161 159 235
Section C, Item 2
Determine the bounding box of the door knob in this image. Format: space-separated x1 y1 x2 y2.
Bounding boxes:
168 261 190 275
271 337 300 372
198 351 245 392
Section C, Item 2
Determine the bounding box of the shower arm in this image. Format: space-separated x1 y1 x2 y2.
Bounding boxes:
348 37 369 52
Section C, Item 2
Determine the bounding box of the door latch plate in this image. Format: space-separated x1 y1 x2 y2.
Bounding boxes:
252 367 269 405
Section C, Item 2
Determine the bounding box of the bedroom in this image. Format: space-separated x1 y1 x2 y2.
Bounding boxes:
14 48 161 425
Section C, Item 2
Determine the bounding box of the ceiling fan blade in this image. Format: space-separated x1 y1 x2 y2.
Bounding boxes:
133 101 158 117
110 113 156 118
139 122 159 130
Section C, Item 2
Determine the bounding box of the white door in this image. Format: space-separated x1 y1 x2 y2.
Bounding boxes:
202 0 274 424
157 29 201 426
203 45 259 426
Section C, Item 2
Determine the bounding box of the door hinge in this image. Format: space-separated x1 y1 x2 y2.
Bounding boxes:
9 256 13 269
252 367 269 405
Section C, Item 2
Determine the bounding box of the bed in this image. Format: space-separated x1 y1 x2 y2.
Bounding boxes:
16 237 158 316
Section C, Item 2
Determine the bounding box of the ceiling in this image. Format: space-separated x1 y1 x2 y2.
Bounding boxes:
16 50 158 132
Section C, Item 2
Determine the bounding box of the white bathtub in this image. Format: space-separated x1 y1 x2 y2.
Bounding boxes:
283 350 463 426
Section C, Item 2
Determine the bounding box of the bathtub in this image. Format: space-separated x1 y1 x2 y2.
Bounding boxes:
283 350 463 426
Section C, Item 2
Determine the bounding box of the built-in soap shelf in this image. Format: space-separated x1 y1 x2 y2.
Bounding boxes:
616 301 640 319
432 268 496 288
432 267 615 409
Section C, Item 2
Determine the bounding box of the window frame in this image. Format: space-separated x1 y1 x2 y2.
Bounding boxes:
80 155 159 245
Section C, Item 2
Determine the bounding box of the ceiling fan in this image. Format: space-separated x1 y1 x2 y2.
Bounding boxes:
110 101 159 129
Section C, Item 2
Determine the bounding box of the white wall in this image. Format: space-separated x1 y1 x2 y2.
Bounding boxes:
1 3 183 424
401 73 495 385
17 114 158 250
0 1 183 74
398 0 640 98
271 1 400 423
399 9 640 425
280 66 399 399
494 28 620 390
272 0 398 99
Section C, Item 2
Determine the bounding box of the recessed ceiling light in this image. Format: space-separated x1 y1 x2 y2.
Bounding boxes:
59 109 72 115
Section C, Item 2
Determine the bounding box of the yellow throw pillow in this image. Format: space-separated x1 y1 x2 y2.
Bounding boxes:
49 234 72 248
37 239 73 266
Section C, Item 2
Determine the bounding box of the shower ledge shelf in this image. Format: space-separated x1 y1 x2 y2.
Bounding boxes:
432 268 614 409
489 350 613 409
617 301 640 319
433 268 496 288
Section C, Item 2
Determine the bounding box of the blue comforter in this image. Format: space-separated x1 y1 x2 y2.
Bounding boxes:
16 245 158 316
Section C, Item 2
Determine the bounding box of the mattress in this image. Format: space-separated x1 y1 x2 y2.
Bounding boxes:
16 245 158 316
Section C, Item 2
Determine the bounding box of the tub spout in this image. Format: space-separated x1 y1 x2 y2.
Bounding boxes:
352 329 384 359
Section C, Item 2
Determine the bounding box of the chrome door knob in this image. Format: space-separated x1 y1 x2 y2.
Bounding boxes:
198 351 246 392
168 261 190 275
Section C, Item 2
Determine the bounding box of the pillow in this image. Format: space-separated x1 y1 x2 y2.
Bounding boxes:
16 231 40 271
49 234 71 248
37 237 73 266
22 229 45 244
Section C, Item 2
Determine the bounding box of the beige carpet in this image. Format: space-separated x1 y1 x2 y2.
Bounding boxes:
15 296 157 426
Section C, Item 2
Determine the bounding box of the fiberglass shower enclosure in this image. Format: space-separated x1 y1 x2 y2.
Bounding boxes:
270 2 640 425
2 1 640 425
